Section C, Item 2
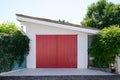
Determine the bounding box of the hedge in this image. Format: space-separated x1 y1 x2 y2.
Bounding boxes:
89 26 120 68
0 22 30 72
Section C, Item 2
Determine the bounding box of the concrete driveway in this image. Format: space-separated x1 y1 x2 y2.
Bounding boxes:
0 68 115 76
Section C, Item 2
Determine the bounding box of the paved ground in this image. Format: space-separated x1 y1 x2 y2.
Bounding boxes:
0 68 115 76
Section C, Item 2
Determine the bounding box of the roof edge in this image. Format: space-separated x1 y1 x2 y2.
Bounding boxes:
16 14 100 34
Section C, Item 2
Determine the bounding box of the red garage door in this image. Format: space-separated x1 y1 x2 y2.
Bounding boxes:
36 35 77 68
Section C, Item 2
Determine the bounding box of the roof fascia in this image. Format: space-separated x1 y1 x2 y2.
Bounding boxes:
16 16 100 34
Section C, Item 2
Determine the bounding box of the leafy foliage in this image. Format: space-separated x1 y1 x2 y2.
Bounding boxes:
81 0 120 29
0 22 30 72
89 26 120 68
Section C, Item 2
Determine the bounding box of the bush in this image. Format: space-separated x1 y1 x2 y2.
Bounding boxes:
0 22 30 72
89 26 120 68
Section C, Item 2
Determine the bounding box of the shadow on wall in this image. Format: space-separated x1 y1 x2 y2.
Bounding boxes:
12 57 26 70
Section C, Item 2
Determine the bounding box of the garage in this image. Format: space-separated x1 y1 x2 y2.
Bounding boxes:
16 14 100 69
36 35 77 68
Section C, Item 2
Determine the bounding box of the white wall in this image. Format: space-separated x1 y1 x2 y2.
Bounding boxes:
78 33 88 68
21 22 88 69
116 56 120 74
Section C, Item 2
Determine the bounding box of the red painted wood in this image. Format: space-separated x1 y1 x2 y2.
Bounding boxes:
36 35 77 68
57 35 77 68
36 35 57 68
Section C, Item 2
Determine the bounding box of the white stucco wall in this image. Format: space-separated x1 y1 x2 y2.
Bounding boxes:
116 56 120 74
21 22 88 69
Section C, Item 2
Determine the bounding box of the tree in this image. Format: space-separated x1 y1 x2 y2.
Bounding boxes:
89 26 120 68
81 0 120 29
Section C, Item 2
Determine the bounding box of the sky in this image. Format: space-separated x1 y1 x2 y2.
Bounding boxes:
0 0 120 24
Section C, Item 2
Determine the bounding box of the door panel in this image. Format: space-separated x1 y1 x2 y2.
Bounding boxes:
57 35 77 68
36 35 57 68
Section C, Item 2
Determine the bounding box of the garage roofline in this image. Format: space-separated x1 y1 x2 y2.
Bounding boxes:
16 14 100 34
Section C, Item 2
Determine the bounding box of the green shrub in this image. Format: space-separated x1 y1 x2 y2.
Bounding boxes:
0 22 30 72
89 26 120 68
